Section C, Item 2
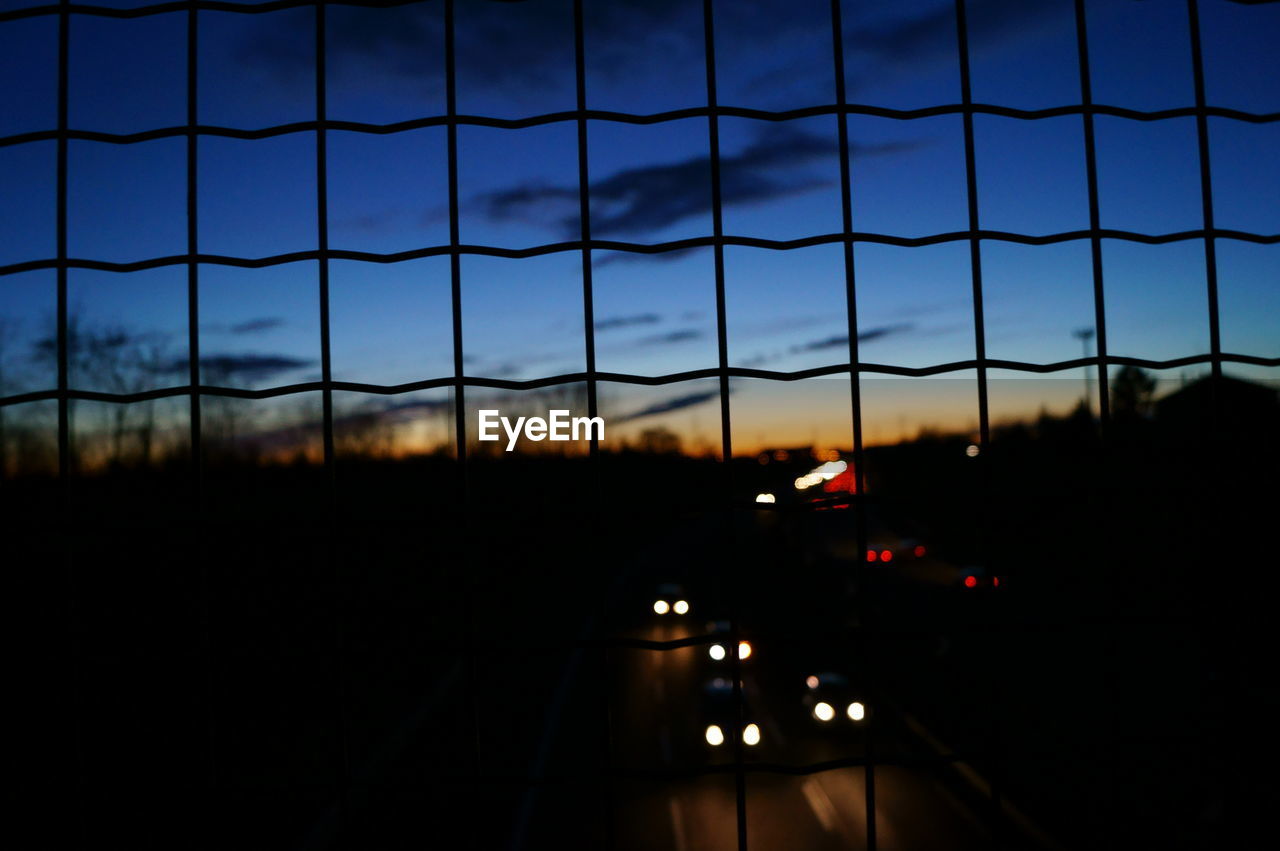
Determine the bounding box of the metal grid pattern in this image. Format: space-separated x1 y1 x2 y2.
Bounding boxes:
1 1 1278 849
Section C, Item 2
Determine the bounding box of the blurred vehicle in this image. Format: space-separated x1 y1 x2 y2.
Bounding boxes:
801 672 868 727
703 619 753 664
957 565 1003 590
699 677 762 750
651 583 691 617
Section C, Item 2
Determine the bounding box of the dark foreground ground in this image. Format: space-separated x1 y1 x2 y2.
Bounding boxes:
6 386 1279 850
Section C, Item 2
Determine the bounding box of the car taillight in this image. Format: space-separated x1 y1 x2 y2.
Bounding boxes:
866 550 876 563
879 549 893 563
964 575 977 588
913 545 926 558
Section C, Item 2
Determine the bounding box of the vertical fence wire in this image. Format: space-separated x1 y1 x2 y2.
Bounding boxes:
441 1 484 832
184 0 219 811
54 0 84 843
828 3 878 848
1072 0 1111 431
313 3 352 842
953 0 1002 843
699 3 748 850
1186 0 1223 387
570 2 615 846
573 0 599 466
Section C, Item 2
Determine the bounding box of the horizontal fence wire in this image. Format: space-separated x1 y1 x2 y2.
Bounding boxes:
2 230 1279 278
3 103 1279 149
1 352 1276 408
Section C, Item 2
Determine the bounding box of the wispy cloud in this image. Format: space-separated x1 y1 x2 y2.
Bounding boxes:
636 329 703 346
614 389 722 424
471 127 911 239
789 323 916 353
163 353 314 382
595 313 663 332
229 317 285 335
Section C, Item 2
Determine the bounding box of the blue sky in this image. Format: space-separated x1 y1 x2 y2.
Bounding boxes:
0 0 1276 455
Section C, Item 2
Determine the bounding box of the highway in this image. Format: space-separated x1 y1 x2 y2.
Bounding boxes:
607 614 993 851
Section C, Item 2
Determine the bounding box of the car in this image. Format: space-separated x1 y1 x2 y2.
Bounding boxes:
699 677 762 750
651 582 691 617
801 672 868 727
702 619 753 664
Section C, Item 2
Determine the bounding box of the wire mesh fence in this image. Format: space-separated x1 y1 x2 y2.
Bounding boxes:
1 1 1277 849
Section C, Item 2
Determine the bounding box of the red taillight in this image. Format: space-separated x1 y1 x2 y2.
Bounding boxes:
880 549 893 562
866 550 876 563
964 575 977 588
993 577 1000 587
913 545 926 558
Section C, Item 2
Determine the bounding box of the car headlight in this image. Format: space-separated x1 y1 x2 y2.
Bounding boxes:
813 701 835 722
743 723 761 746
738 641 752 660
709 644 727 661
673 600 689 615
653 600 669 615
847 701 865 721
705 725 724 747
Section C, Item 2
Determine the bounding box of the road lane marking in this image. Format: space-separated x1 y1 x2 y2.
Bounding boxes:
901 712 1067 851
667 795 688 851
801 777 840 833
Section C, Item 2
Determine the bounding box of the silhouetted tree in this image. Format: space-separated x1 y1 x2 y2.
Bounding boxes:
635 426 682 455
1111 365 1156 419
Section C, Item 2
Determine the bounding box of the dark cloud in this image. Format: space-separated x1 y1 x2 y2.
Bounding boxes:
475 127 910 238
614 390 721 424
592 246 709 269
163 353 314 382
790 323 916 353
845 0 1066 65
244 0 1066 114
595 313 662 332
636 329 703 346
250 0 740 95
229 318 285 335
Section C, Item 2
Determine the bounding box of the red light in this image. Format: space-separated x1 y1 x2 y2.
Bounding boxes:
879 549 893 562
993 577 1000 587
913 545 926 558
823 469 856 494
964 575 978 588
866 550 876 563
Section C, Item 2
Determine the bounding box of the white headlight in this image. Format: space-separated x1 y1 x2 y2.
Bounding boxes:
709 644 727 661
847 701 865 721
743 723 761 746
814 701 835 722
673 600 689 615
705 725 724 746
738 641 752 660
653 600 669 615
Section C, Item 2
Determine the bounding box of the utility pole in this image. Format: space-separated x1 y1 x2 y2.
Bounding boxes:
1073 327 1096 416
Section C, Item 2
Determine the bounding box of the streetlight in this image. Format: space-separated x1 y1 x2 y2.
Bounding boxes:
1072 327 1095 415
